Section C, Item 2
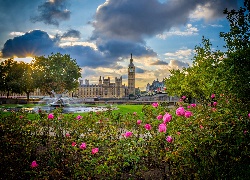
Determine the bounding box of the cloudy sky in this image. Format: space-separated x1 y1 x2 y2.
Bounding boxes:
0 0 242 90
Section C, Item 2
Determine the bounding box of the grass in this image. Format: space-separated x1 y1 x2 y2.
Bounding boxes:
0 104 146 120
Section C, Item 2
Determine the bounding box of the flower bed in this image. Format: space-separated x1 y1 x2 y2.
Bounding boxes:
0 94 249 179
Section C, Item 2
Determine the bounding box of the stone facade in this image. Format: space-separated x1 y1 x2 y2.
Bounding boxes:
75 76 127 98
75 55 135 98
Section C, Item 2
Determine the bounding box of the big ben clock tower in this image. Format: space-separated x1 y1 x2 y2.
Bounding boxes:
128 53 135 95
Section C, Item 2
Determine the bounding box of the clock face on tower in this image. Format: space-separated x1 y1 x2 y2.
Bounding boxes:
129 68 134 72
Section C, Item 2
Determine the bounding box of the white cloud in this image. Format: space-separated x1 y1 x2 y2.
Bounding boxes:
59 41 97 49
165 49 193 59
9 32 25 36
156 24 198 39
189 3 215 21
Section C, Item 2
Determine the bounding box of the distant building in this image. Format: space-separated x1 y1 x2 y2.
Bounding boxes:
146 79 166 93
75 54 136 98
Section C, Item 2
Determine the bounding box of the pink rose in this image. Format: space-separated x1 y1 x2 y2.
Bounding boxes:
76 115 82 120
92 148 99 154
72 142 77 147
30 160 38 168
133 112 137 115
137 120 142 125
177 132 181 135
187 105 190 109
212 108 216 112
124 131 133 138
80 143 87 150
157 114 163 120
48 113 54 119
211 94 215 99
184 111 192 118
176 107 185 116
191 103 197 107
166 136 173 143
213 102 217 106
163 113 172 123
182 96 186 99
144 124 152 130
248 113 250 118
66 133 70 137
152 102 159 108
158 123 167 133
200 125 204 129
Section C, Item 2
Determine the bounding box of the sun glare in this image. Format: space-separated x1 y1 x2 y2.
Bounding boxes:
14 56 34 63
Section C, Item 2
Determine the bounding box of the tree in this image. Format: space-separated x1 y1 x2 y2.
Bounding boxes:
32 53 81 95
220 2 250 105
165 1 250 108
0 59 22 98
18 62 36 102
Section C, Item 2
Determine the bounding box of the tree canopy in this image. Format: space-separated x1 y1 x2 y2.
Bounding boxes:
165 1 250 107
32 53 81 95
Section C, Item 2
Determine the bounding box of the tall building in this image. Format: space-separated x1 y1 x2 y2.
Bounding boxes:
75 54 135 98
128 54 135 95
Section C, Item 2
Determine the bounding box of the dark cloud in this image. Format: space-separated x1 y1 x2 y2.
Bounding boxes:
97 39 156 58
136 67 145 73
0 29 128 68
151 60 168 65
1 30 61 58
31 0 71 26
63 45 111 68
62 29 81 39
92 0 238 42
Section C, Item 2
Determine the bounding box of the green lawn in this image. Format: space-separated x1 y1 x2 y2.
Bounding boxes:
0 104 146 120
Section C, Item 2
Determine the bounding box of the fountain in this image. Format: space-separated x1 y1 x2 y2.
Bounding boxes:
32 91 112 113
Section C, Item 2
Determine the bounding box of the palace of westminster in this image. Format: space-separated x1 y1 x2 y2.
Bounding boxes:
75 54 136 99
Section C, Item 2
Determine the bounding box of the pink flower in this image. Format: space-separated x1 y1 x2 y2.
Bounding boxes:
30 160 38 168
20 115 23 119
66 133 70 137
163 113 172 123
92 148 99 154
187 105 190 109
213 102 217 106
144 124 152 130
124 131 133 138
76 115 82 120
177 132 181 135
176 107 185 116
211 94 215 99
152 102 159 108
80 143 87 150
166 136 173 143
191 103 197 107
182 96 186 99
72 142 77 147
133 112 137 115
184 111 192 118
244 130 248 134
212 108 216 112
48 113 54 119
157 114 163 120
248 113 250 118
158 123 167 133
200 125 204 129
137 120 142 125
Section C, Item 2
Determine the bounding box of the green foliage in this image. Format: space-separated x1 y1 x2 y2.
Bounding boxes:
165 2 250 108
1 99 249 179
32 53 81 95
0 59 36 100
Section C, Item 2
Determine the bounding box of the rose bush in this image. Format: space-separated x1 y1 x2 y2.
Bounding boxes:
0 97 249 179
